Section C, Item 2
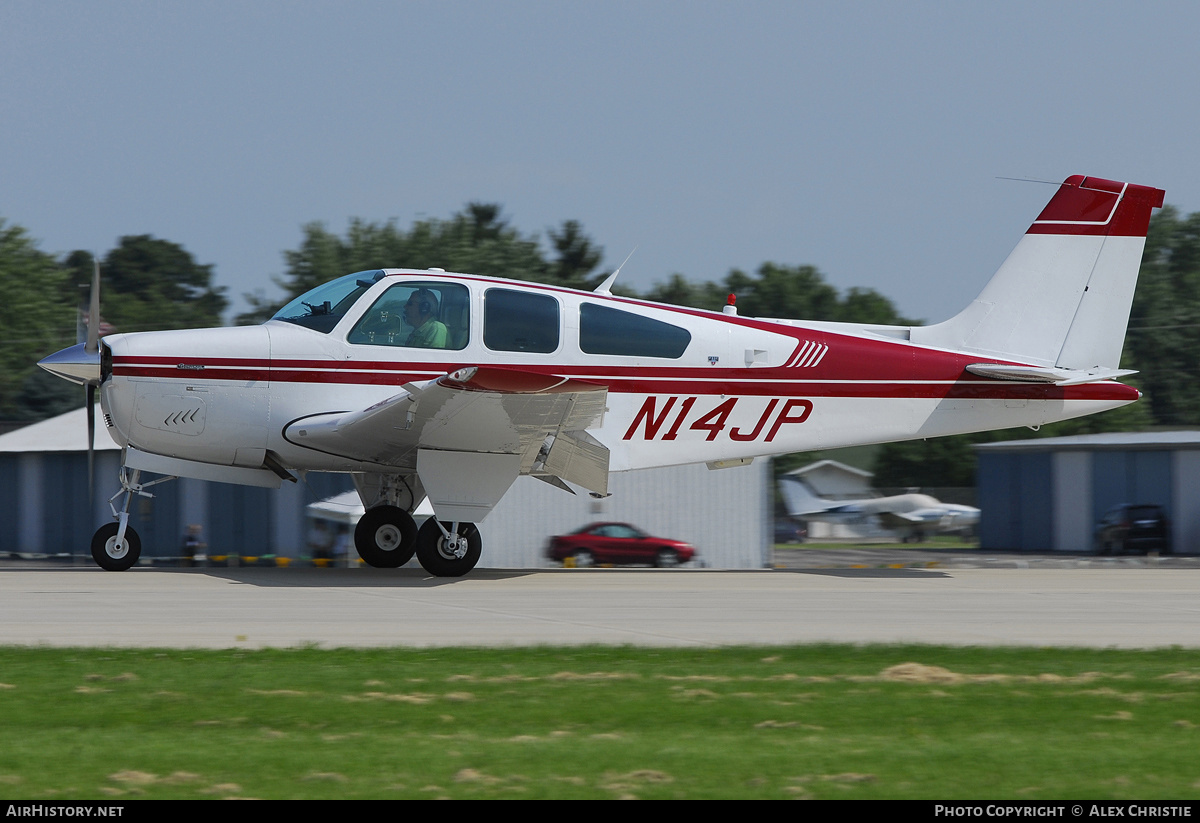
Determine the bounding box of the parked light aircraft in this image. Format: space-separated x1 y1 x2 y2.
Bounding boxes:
39 174 1164 575
778 473 980 542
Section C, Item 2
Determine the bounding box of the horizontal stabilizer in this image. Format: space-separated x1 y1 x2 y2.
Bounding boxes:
965 363 1137 386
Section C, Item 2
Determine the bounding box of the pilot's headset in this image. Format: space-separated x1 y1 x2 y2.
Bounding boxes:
413 289 439 319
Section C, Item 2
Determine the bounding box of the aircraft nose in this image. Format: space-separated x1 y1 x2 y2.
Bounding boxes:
38 343 101 385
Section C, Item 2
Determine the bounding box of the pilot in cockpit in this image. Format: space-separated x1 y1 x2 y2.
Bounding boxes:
404 288 448 348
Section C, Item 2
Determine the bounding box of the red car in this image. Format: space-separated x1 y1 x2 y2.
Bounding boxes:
547 522 695 568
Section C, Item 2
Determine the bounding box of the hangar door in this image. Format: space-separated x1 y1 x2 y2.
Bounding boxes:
978 451 1053 551
1090 450 1172 521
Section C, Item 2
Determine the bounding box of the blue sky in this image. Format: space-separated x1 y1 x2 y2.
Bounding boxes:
4 1 1198 324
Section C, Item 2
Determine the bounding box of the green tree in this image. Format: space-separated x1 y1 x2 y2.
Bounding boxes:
837 287 915 324
0 220 77 419
872 435 980 489
546 219 603 290
243 204 558 324
64 237 228 333
643 272 725 310
644 261 914 325
729 263 841 319
1124 206 1200 424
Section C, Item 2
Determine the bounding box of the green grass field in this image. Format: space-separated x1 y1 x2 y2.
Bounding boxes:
1 644 1197 799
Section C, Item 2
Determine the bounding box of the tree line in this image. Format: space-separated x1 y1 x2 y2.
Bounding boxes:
3 202 1198 487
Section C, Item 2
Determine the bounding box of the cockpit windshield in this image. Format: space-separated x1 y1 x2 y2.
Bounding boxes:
270 270 386 333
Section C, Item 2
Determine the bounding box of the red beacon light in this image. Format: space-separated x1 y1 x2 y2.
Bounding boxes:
723 293 738 316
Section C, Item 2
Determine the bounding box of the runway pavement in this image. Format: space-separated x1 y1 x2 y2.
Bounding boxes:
2 559 1197 649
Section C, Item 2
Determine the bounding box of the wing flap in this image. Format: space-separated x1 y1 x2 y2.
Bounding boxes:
542 430 610 496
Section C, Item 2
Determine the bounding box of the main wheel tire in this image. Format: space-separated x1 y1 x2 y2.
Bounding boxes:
415 519 481 577
354 506 418 568
654 548 680 568
91 522 142 571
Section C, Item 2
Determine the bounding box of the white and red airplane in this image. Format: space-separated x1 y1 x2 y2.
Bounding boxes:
39 174 1164 575
778 474 981 542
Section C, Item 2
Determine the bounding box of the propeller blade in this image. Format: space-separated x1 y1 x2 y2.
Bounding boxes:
85 257 101 354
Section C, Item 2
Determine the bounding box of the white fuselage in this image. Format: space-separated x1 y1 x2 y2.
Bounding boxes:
97 271 1138 483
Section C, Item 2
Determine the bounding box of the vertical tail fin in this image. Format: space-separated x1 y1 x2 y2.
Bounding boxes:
911 175 1165 370
777 474 836 517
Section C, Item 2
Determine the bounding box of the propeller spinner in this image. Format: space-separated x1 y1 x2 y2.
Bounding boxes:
38 259 103 385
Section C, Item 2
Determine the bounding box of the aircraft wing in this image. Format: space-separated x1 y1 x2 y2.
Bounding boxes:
878 507 978 531
877 510 937 528
285 366 611 499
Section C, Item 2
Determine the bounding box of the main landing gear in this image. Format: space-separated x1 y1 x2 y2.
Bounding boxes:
354 505 418 568
353 506 482 577
414 519 481 577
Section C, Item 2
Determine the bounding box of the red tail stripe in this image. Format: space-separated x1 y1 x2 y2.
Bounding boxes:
1028 175 1165 237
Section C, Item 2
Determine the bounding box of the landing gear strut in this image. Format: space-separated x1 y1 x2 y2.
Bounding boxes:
90 467 171 571
415 519 481 577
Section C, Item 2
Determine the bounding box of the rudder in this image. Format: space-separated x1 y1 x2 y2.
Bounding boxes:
911 175 1165 370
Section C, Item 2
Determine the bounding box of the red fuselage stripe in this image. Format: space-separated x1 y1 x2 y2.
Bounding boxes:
112 360 1137 401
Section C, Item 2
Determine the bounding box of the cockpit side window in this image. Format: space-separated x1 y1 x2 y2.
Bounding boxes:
347 282 469 350
271 271 385 333
579 302 691 358
483 288 560 353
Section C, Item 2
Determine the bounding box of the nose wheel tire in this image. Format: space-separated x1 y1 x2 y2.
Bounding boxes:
91 522 142 571
415 519 481 577
354 505 418 568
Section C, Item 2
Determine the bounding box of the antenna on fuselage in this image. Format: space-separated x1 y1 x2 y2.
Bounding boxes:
593 247 637 296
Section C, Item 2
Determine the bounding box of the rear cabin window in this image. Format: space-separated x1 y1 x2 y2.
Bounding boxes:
346 282 470 350
579 303 691 358
484 289 560 353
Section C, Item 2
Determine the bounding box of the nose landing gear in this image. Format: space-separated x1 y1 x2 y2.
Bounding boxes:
89 468 173 571
91 521 141 571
